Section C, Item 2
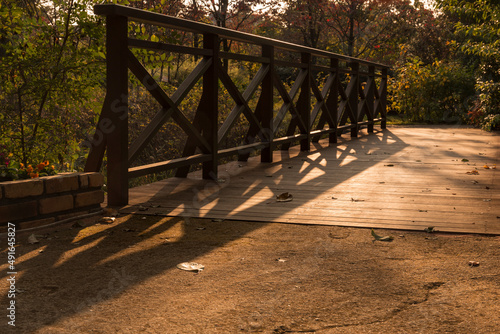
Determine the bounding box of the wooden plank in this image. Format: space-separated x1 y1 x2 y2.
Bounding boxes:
128 38 211 56
123 126 499 234
128 154 211 178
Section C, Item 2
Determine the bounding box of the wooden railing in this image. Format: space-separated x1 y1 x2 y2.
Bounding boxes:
84 4 389 206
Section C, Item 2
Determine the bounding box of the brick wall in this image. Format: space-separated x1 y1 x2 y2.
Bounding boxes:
0 173 104 232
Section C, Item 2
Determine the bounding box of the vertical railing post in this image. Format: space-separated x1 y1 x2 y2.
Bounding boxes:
367 65 375 133
260 45 274 163
349 62 359 138
298 52 311 152
202 33 219 180
106 14 129 206
380 68 388 129
328 58 339 144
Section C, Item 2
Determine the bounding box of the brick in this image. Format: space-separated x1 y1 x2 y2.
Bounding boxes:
79 174 89 189
18 217 56 230
39 195 74 215
74 190 105 208
0 201 38 224
87 173 104 188
3 179 44 199
45 174 79 194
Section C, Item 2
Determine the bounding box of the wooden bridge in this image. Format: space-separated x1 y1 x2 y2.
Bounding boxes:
85 5 499 234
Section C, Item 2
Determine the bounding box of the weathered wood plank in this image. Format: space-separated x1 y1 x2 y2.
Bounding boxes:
122 126 499 234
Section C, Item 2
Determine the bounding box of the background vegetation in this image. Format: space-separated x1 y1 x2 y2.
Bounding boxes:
1 0 499 178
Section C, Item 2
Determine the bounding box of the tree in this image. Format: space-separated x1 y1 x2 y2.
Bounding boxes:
437 0 500 130
0 0 105 166
322 0 416 60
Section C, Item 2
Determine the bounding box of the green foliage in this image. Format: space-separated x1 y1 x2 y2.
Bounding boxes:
437 0 500 130
0 0 105 168
389 57 475 123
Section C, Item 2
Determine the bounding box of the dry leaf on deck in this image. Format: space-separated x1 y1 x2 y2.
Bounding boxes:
276 192 293 202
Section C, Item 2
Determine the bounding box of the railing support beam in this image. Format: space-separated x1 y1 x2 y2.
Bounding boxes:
298 52 311 152
106 15 129 206
201 33 219 180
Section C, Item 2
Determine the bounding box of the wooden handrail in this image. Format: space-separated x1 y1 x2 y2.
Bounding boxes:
85 4 389 206
94 4 389 68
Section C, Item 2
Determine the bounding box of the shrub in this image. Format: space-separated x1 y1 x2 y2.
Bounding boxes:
389 57 476 124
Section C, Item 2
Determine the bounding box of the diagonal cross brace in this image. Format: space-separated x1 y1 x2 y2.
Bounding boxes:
272 69 308 134
217 63 269 144
127 50 212 165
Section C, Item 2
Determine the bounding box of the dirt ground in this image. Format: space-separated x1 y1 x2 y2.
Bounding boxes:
1 213 500 333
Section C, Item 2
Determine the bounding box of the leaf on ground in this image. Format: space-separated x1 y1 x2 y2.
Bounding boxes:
103 208 119 217
461 159 469 162
384 164 394 167
177 262 204 272
483 165 490 169
28 234 40 244
466 170 479 175
276 192 293 202
371 229 394 242
99 217 116 224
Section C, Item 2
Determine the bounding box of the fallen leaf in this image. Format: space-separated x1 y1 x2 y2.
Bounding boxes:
424 227 435 233
28 234 40 244
384 164 394 167
177 262 204 272
483 165 490 169
99 217 116 224
461 159 469 162
276 192 293 202
371 229 394 242
466 170 479 175
351 198 365 202
468 261 480 267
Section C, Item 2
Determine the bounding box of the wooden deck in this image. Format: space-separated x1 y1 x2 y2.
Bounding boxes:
121 126 500 234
